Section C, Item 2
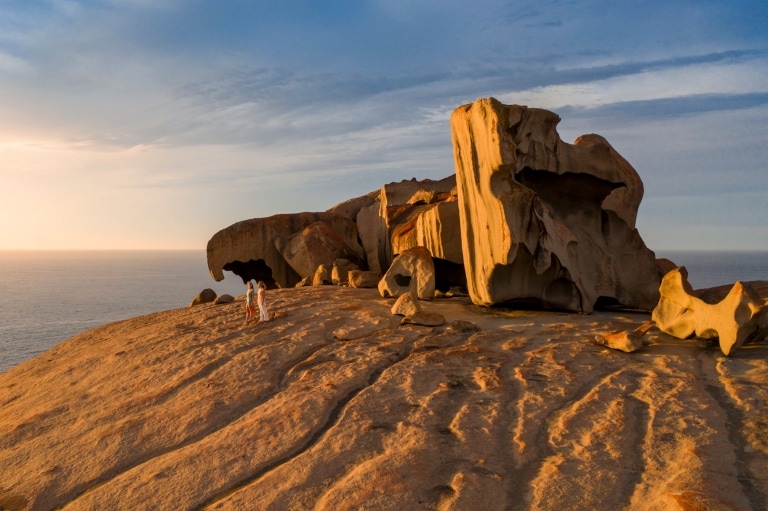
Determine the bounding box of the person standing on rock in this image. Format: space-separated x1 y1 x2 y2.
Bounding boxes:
257 281 269 322
244 281 256 324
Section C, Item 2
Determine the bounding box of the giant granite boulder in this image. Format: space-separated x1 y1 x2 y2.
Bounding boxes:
207 213 364 289
450 98 661 312
274 221 365 280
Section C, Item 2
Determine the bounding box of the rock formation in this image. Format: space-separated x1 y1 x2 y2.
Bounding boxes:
378 246 436 300
331 259 359 286
652 267 768 356
207 213 364 289
275 221 364 280
450 98 661 312
208 100 665 314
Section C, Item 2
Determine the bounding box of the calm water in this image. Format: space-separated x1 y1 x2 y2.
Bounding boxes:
0 250 766 374
0 251 247 374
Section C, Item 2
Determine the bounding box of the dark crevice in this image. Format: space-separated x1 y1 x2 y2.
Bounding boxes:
223 259 278 289
703 383 766 508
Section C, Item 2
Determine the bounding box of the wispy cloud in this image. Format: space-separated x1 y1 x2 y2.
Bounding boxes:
0 0 766 249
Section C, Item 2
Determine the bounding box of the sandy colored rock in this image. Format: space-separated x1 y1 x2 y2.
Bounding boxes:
213 294 235 305
331 259 359 286
2 287 767 511
189 288 216 306
312 264 332 286
378 246 436 300
390 291 422 316
652 267 768 356
450 98 660 312
348 270 381 289
595 320 654 353
207 212 363 288
401 311 446 326
275 221 364 280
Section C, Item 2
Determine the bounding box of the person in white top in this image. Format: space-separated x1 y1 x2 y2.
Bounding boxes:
257 281 269 322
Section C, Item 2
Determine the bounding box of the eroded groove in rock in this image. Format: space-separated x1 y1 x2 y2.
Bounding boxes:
626 357 753 510
528 367 645 510
58 329 413 511
196 332 420 510
707 357 768 509
53 329 335 508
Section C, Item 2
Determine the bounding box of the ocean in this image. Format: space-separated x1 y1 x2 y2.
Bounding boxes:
0 251 247 374
0 250 766 374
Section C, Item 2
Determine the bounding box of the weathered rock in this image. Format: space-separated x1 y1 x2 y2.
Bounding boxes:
348 270 381 289
355 176 459 276
378 246 436 300
595 320 654 353
331 259 360 286
447 320 482 334
295 276 311 288
391 292 422 316
190 288 217 307
213 294 235 305
450 98 661 312
207 212 364 289
401 312 446 327
312 264 333 286
652 267 768 356
3 286 765 511
275 221 364 280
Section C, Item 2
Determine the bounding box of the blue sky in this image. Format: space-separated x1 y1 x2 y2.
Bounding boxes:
1 0 766 250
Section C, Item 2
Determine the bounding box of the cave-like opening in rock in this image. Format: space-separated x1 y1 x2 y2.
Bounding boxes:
515 167 624 217
394 274 412 287
433 257 467 293
222 259 278 289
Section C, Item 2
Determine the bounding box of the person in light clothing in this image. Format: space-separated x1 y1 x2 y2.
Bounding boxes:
244 281 256 324
257 281 269 322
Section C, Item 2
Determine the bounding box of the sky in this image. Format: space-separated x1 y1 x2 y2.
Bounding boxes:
0 0 766 251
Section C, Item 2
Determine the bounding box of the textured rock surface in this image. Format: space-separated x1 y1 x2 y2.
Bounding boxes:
652 268 768 356
2 286 766 510
348 270 381 289
207 213 364 289
275 221 364 280
390 291 422 316
353 177 458 276
450 98 660 312
312 264 332 286
213 294 235 305
378 246 436 300
190 288 217 307
331 259 359 286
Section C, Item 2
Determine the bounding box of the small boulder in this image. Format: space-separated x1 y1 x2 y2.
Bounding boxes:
378 246 436 300
391 292 422 316
313 264 333 286
332 259 360 286
401 312 446 327
213 294 235 305
349 270 381 289
275 221 363 279
190 288 217 307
